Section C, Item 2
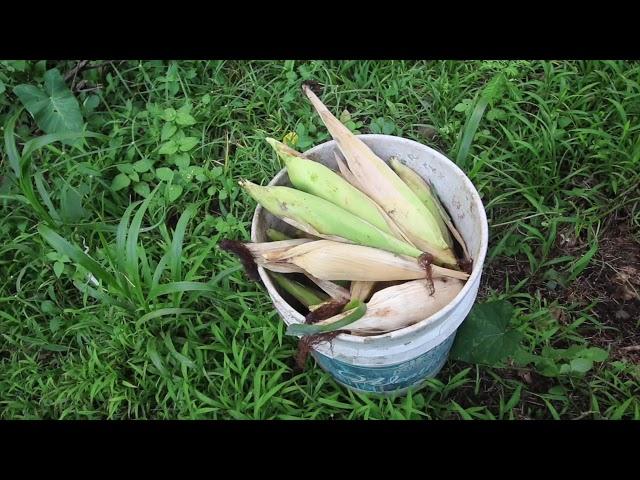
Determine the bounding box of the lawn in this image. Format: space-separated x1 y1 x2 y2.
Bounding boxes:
0 60 638 420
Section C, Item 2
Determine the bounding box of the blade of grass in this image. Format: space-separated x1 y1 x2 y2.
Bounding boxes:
34 173 61 223
116 201 140 268
456 73 506 170
185 236 219 281
567 239 598 283
73 280 132 310
4 108 23 177
169 205 197 283
114 201 140 297
168 205 197 306
21 131 106 161
148 281 218 299
152 253 169 290
456 98 488 170
139 243 152 287
138 308 197 323
126 186 159 307
38 224 119 291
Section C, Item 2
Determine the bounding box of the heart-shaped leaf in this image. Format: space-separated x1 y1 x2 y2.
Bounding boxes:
53 261 65 278
116 163 135 175
178 137 198 152
161 122 177 141
176 111 196 126
450 300 523 366
83 94 100 113
161 108 176 121
569 358 593 373
166 184 183 202
159 140 178 155
578 347 609 362
111 173 131 192
46 252 61 261
49 316 62 333
156 167 174 182
13 69 85 146
133 182 150 198
172 153 190 169
133 158 153 173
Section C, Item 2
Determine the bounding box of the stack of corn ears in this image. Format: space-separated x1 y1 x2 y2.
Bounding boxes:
222 85 472 337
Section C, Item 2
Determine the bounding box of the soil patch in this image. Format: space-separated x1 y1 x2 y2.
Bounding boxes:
481 213 640 363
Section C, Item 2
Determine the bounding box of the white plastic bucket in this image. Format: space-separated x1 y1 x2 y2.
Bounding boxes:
251 134 489 394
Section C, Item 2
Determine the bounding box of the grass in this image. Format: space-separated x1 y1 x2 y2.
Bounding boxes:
0 60 639 419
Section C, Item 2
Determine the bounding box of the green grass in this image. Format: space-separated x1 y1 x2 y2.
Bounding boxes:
1 60 639 419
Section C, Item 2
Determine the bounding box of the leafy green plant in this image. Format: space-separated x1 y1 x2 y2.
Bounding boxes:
450 300 523 365
452 299 609 378
339 109 363 134
13 68 85 146
45 250 71 278
3 109 98 226
369 117 399 135
38 195 217 317
515 345 609 377
109 101 221 204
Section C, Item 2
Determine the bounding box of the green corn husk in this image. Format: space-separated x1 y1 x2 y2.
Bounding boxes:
266 137 398 237
390 157 470 260
270 272 327 308
303 273 351 301
266 228 292 242
286 298 366 336
389 157 453 248
240 180 422 258
335 152 417 248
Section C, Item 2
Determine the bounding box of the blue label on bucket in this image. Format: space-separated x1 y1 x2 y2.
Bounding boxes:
313 333 456 394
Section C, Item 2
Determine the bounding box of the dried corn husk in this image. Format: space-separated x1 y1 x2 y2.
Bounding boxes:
264 239 469 282
350 281 376 301
315 277 464 335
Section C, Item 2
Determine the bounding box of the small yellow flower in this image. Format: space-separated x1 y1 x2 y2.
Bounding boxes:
283 131 298 147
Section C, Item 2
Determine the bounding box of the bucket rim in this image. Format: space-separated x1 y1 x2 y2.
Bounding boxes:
251 134 489 344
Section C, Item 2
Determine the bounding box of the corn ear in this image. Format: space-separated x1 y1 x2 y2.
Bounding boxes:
350 281 376 301
266 228 292 242
316 277 464 335
265 239 469 282
335 152 416 247
270 272 327 308
244 238 312 257
303 273 351 301
244 238 311 273
302 85 457 267
240 180 422 258
267 137 399 237
389 157 453 248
